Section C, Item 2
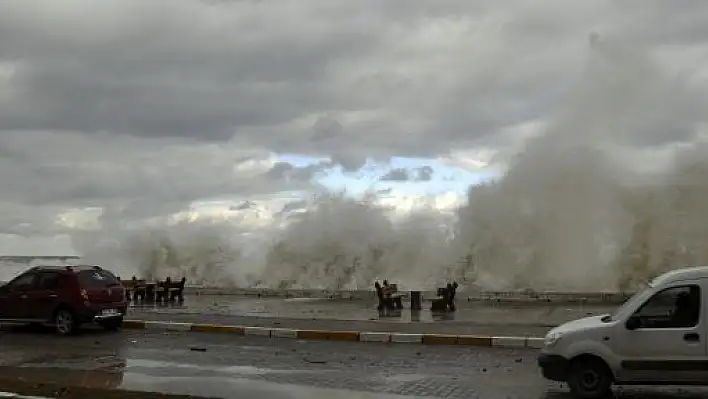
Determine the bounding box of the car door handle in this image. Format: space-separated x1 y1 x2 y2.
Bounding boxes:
48 294 58 298
19 294 28 299
684 333 700 342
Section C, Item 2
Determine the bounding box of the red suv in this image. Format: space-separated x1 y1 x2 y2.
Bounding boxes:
0 265 127 335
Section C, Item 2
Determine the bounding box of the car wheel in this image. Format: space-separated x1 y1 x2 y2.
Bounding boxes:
54 308 77 336
567 357 613 399
100 317 123 331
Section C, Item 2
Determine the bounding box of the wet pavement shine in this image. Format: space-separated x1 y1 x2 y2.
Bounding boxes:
0 327 707 398
129 295 616 324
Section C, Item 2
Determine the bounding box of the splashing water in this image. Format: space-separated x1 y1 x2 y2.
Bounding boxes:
75 194 456 290
73 35 708 291
0 256 85 282
75 220 266 286
450 35 708 291
258 195 456 290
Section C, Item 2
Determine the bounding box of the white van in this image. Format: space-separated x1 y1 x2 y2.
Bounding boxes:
539 266 708 399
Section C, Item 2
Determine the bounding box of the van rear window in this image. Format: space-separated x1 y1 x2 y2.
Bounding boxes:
78 270 120 288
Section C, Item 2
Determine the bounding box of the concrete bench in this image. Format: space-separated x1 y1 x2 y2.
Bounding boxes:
121 278 155 302
156 277 186 303
375 281 403 310
122 277 185 303
431 282 458 312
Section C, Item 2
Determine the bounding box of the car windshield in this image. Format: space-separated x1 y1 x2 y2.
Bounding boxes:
608 283 652 321
78 269 120 288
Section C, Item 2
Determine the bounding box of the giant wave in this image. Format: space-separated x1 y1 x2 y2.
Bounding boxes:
15 35 708 293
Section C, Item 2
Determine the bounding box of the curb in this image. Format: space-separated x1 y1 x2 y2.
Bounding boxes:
0 392 53 399
122 319 545 349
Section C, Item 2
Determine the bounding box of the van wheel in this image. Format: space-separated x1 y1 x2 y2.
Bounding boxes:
54 308 77 336
567 357 613 399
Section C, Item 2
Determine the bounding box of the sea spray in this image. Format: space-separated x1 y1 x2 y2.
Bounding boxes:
71 35 708 291
76 194 455 289
75 219 267 286
259 195 455 290
0 258 79 282
451 34 707 291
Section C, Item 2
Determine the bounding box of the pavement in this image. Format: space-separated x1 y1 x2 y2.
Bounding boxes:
124 295 616 339
0 327 706 398
131 295 616 325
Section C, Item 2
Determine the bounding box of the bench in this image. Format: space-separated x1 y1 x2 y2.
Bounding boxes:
122 278 155 302
431 282 458 312
122 276 185 303
375 280 403 310
156 277 186 303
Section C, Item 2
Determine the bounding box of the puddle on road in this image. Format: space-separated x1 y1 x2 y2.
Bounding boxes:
126 358 332 378
122 373 413 399
128 359 270 375
0 365 412 399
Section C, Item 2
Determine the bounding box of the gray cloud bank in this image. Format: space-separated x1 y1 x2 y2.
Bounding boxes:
1 0 708 264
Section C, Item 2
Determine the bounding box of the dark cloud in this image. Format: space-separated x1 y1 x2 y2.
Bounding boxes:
416 166 434 181
379 165 434 182
230 201 257 211
0 131 304 234
0 0 707 245
380 168 410 181
264 161 331 181
0 0 662 157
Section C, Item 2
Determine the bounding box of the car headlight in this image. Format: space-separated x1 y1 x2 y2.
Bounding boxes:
544 331 563 347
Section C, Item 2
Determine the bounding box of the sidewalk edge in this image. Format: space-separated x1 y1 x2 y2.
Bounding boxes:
122 319 545 349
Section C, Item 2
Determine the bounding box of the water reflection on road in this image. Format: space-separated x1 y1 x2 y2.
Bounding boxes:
0 326 705 399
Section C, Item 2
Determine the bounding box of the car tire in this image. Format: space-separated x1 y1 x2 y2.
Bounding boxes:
100 317 123 331
567 357 613 399
53 308 77 336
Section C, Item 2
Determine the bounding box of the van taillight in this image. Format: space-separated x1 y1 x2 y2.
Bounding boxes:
80 289 89 300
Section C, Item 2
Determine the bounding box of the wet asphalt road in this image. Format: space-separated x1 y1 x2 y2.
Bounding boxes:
1 328 708 398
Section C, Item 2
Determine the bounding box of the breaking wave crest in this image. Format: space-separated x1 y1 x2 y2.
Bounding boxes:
74 195 458 290
74 35 708 291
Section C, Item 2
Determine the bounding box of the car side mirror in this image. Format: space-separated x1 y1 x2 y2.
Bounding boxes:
626 316 641 331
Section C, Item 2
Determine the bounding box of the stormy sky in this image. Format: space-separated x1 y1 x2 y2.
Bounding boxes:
1 0 708 253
